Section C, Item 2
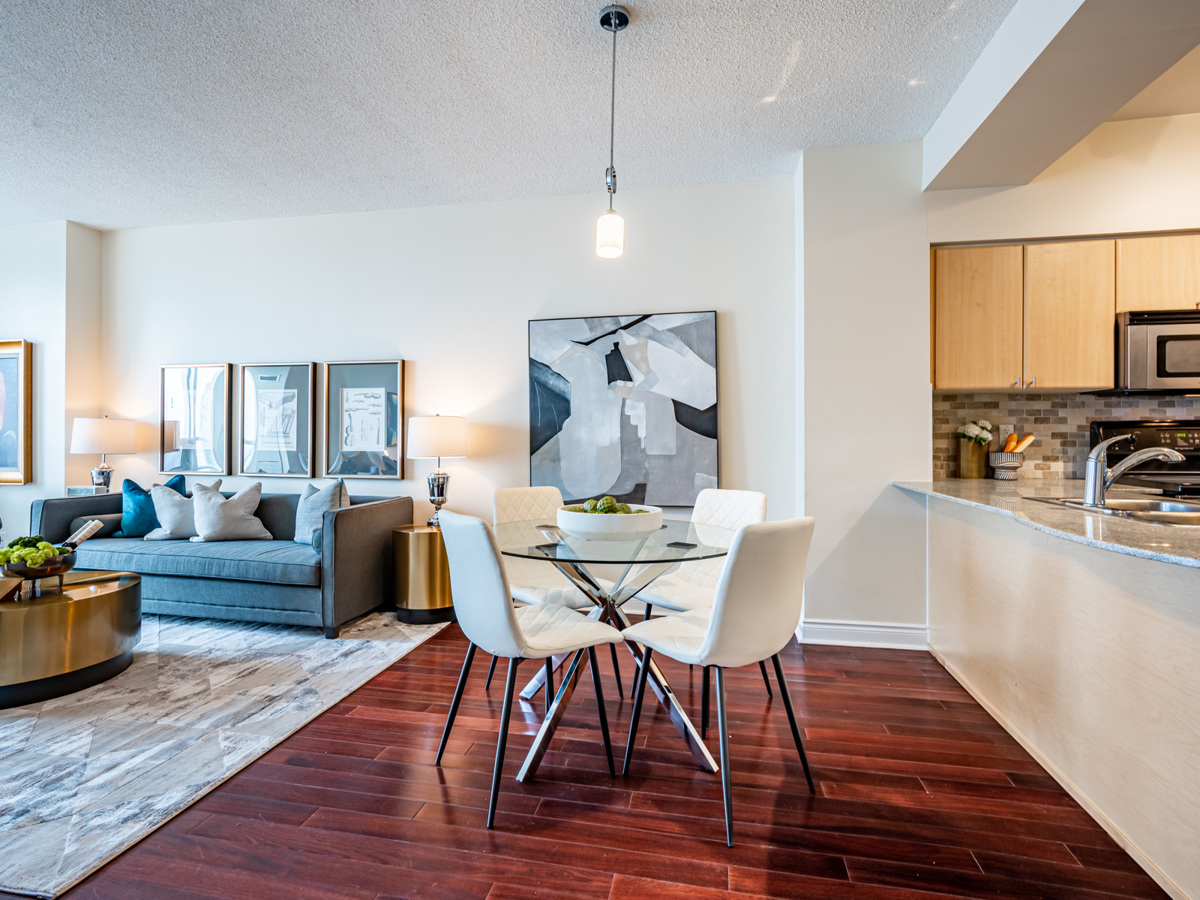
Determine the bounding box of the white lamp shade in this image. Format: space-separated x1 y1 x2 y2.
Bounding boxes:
596 209 624 259
406 416 468 459
70 417 137 455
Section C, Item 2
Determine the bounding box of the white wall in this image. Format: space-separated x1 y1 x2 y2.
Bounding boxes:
927 112 1200 241
801 142 932 638
100 178 796 523
64 223 104 488
0 222 68 539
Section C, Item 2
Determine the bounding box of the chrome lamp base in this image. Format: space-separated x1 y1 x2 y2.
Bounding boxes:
427 469 450 527
89 464 114 488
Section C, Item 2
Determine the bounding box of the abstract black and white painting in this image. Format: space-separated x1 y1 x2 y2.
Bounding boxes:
529 312 718 506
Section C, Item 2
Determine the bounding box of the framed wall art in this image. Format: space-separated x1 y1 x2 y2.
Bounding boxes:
0 340 32 485
160 363 231 475
323 360 404 479
240 362 314 478
529 311 718 507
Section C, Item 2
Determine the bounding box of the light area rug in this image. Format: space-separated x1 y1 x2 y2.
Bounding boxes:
0 613 446 898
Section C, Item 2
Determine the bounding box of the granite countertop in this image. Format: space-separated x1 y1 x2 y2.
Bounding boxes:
894 479 1200 569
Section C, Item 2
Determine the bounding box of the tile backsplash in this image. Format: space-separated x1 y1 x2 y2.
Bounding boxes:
933 393 1200 480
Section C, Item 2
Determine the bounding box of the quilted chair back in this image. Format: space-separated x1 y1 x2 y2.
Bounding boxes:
698 517 816 669
438 511 527 659
681 489 768 588
493 486 564 525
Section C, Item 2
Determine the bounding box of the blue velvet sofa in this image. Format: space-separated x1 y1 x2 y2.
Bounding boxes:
30 490 413 637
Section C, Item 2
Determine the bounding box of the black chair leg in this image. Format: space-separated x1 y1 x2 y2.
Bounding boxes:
715 666 734 847
544 657 555 714
701 665 711 738
484 654 498 690
643 603 654 619
772 653 815 794
588 646 615 777
622 647 653 775
436 643 476 765
759 660 773 698
609 642 624 699
487 657 521 829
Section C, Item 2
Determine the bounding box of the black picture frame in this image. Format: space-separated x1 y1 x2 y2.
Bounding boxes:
528 311 719 507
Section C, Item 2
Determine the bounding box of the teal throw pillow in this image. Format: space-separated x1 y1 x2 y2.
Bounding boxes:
118 475 185 537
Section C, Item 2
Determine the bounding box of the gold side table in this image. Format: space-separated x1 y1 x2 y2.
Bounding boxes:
1 570 142 709
393 525 455 624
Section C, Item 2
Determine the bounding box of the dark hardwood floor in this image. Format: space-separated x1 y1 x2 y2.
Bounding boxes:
19 625 1168 900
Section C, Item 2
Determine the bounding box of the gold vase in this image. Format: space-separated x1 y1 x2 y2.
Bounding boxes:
958 438 988 479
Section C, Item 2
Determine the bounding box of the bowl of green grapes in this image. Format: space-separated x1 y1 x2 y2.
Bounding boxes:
556 496 663 541
0 536 77 584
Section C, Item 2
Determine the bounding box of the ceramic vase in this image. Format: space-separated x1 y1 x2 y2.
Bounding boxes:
958 438 988 479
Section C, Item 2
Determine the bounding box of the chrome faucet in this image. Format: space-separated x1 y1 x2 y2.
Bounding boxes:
1083 434 1185 506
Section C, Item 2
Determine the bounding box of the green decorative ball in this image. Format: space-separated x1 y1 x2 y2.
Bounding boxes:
583 498 598 512
597 495 617 514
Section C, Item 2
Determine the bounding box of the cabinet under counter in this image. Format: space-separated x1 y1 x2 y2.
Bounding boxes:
895 480 1200 900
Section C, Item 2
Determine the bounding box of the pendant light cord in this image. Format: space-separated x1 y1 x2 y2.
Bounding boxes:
608 10 617 210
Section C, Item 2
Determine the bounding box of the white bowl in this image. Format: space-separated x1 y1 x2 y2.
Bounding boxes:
556 504 663 541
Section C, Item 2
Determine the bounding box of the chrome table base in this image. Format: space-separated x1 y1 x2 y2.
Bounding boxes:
514 558 717 782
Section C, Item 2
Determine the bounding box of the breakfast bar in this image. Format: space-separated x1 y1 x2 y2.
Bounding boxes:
896 480 1200 900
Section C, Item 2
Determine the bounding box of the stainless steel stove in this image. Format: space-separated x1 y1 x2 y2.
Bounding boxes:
1092 419 1200 496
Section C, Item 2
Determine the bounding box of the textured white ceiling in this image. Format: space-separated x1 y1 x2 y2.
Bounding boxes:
0 0 1018 230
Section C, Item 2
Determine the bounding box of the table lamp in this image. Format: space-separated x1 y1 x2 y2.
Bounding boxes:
406 415 468 526
70 416 137 487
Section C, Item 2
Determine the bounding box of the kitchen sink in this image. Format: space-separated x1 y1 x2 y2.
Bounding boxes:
1034 496 1200 526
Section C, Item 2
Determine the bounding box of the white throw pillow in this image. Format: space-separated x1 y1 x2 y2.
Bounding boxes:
191 481 272 542
294 479 350 545
144 479 222 541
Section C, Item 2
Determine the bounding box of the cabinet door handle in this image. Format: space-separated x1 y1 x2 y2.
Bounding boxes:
1025 377 1037 388
1011 379 1021 388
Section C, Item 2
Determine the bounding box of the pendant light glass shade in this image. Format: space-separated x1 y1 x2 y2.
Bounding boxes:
596 209 624 259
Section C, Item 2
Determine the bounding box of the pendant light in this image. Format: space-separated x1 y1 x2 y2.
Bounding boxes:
596 5 629 260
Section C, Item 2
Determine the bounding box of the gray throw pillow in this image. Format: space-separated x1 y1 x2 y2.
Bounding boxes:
294 479 349 545
191 482 272 542
145 480 221 541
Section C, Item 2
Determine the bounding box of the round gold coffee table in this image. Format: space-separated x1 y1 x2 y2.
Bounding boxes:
0 570 141 709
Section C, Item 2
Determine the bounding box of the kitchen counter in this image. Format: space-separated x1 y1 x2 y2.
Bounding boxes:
903 478 1200 899
893 478 1200 570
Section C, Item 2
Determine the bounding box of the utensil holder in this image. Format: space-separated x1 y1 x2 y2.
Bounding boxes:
988 451 1024 481
958 439 989 478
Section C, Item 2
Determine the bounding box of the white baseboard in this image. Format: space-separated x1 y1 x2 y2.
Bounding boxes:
797 619 929 650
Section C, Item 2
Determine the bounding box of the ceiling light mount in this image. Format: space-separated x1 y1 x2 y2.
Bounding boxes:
599 5 629 33
596 5 630 260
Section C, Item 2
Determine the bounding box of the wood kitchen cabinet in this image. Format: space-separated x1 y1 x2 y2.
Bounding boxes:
1024 240 1115 390
1116 233 1200 312
934 240 1116 390
934 245 1023 390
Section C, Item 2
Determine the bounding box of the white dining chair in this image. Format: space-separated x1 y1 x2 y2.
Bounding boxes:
635 488 773 710
435 510 624 828
636 488 767 616
491 486 625 698
620 516 817 846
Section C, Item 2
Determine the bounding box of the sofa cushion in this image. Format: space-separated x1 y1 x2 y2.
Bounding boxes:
75 538 321 586
118 475 185 538
254 493 301 540
146 479 222 541
192 482 272 542
294 480 349 545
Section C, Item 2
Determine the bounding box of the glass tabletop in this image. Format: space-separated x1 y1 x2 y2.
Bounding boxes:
494 518 734 565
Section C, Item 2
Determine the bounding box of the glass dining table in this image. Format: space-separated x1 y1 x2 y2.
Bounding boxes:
493 517 734 782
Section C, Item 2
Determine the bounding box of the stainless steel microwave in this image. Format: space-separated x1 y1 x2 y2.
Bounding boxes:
1117 310 1200 391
